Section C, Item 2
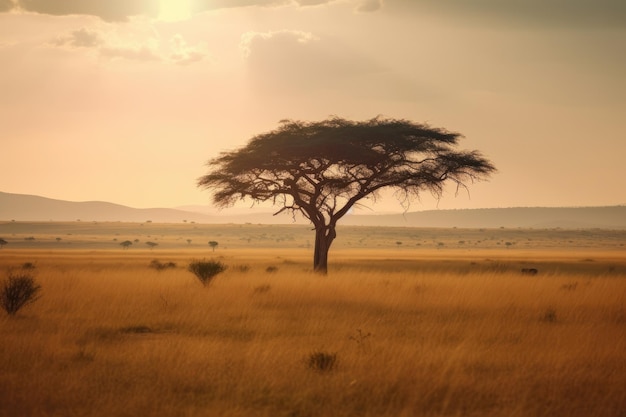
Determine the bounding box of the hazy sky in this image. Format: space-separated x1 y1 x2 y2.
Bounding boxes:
1 0 625 213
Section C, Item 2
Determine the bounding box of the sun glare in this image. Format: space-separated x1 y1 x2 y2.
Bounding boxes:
158 0 192 22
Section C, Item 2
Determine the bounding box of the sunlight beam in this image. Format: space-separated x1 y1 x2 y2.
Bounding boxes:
158 0 192 22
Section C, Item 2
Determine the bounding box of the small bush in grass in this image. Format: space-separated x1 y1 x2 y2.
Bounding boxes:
233 264 251 273
120 325 153 334
149 259 177 271
306 351 337 372
541 308 557 323
265 266 278 273
188 259 227 286
253 284 271 294
1 273 42 316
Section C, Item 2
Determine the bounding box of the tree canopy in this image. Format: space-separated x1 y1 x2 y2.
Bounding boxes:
198 116 496 273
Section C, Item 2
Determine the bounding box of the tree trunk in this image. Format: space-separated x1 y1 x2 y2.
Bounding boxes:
313 225 336 274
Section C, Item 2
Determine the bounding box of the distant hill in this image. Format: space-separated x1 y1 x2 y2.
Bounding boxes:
0 192 215 223
340 206 626 229
1 191 625 229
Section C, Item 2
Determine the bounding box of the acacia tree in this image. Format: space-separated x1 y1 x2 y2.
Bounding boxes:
198 117 495 274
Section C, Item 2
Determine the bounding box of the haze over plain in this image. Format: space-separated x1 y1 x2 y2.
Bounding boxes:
1 0 624 213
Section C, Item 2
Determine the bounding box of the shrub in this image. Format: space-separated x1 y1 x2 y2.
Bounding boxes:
541 308 557 323
306 351 337 372
188 259 227 286
349 329 372 353
1 273 42 316
253 284 271 294
149 260 177 271
120 325 153 334
21 262 36 270
265 266 278 273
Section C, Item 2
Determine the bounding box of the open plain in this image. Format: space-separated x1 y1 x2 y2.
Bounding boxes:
0 222 625 417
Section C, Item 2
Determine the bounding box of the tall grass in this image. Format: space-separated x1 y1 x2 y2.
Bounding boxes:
0 249 624 417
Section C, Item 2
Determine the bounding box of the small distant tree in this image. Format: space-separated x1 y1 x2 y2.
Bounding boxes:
1 273 41 316
146 242 158 250
186 239 192 245
55 237 62 243
120 240 133 249
208 241 219 252
0 239 7 249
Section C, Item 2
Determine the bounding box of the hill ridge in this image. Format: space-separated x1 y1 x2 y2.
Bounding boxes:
1 191 625 229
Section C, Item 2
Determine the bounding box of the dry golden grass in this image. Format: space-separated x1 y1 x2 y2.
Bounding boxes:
0 243 625 416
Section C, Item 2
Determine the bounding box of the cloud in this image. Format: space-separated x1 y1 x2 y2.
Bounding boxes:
52 27 102 48
7 0 302 20
169 34 208 65
9 0 622 26
190 0 291 13
52 27 161 61
99 44 161 62
291 0 381 10
292 0 332 5
0 0 13 13
240 29 325 90
51 27 207 65
355 0 383 13
240 29 319 59
3 0 380 20
387 0 626 29
240 29 390 96
16 0 159 21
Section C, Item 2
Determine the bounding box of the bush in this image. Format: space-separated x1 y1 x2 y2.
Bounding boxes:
306 351 337 372
253 284 271 294
1 273 42 316
233 264 251 273
541 308 557 323
188 259 227 286
149 259 177 271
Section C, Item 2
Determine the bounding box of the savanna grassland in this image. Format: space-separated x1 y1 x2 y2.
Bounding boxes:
0 222 625 417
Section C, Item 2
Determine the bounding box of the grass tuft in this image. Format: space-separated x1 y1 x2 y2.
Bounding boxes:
306 351 338 372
